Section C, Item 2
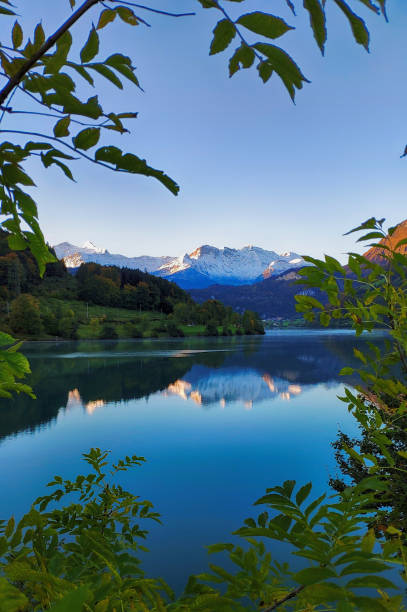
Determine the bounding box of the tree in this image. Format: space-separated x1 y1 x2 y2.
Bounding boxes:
9 293 42 335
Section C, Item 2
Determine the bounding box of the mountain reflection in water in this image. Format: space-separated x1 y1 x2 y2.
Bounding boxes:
0 331 385 442
163 369 304 408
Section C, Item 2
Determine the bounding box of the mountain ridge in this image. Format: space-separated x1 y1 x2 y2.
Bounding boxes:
53 241 309 289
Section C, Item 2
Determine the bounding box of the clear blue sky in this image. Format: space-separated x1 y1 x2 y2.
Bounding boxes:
7 1 407 260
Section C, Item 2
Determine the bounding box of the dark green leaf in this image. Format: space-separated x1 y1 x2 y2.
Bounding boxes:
340 560 390 575
97 9 116 30
80 27 99 63
294 567 337 585
11 20 23 49
73 127 101 151
295 482 312 506
229 44 255 76
88 63 123 89
2 164 35 186
116 6 139 26
0 578 29 612
209 19 236 55
237 12 294 39
116 152 179 195
257 61 273 82
33 23 45 51
53 115 71 137
303 0 326 53
346 575 397 589
95 145 122 164
333 0 370 50
49 586 91 612
254 43 309 99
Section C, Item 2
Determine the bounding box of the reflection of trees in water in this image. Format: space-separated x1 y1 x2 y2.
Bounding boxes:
0 334 386 442
0 346 227 442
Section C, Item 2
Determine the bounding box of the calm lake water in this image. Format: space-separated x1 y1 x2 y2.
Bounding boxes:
0 330 381 590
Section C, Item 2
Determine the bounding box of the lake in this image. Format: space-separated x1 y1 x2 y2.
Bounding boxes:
0 330 378 591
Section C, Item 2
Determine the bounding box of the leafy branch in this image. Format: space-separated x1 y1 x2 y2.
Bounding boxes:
0 0 102 106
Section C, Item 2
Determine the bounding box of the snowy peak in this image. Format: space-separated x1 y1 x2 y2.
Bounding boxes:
82 240 107 254
53 241 173 274
156 244 308 287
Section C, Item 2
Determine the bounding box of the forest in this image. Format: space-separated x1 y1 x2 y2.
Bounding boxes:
0 230 264 339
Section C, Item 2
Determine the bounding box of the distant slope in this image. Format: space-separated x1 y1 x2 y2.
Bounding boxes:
189 269 323 319
363 219 407 263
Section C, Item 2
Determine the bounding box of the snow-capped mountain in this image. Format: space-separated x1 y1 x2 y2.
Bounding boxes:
53 241 173 274
154 245 308 288
53 241 309 289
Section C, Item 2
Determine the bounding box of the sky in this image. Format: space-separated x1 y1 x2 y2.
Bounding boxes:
5 0 407 260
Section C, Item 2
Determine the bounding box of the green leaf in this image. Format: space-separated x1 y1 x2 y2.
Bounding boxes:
11 20 23 49
344 217 378 235
320 311 330 326
80 27 99 63
53 115 71 137
294 566 337 585
257 61 273 82
51 159 75 181
95 145 122 164
236 12 294 39
333 0 370 50
209 19 236 55
346 575 397 589
0 6 15 15
43 31 72 73
5 517 14 538
7 234 26 250
340 367 354 376
49 586 91 612
88 63 123 89
353 348 367 364
340 560 390 576
105 54 140 87
2 164 35 186
295 482 312 506
33 23 45 51
356 231 384 242
67 62 94 85
116 152 179 195
73 127 101 151
116 6 139 25
361 528 376 553
303 0 326 53
0 578 28 612
254 43 309 100
97 8 116 30
229 44 255 76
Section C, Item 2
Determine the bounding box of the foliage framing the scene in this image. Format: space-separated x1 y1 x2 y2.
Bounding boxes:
2 0 407 609
2 219 407 608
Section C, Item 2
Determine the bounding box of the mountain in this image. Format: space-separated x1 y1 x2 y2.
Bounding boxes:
189 268 324 319
54 241 309 289
155 245 306 288
54 241 173 274
363 219 407 263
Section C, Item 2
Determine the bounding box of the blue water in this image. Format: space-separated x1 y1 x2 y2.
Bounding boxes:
0 331 374 590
